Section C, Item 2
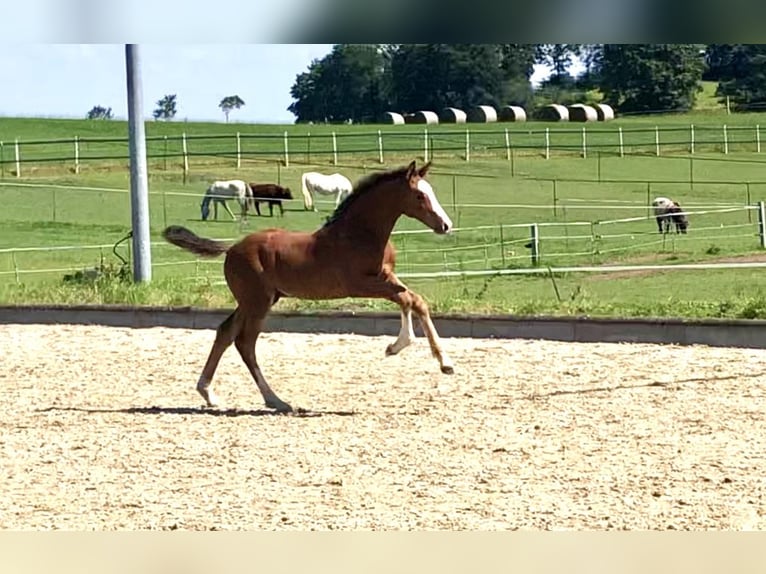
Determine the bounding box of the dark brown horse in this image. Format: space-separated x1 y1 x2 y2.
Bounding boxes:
163 160 454 412
248 183 293 217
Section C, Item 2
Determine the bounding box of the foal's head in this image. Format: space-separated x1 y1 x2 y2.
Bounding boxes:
399 161 453 234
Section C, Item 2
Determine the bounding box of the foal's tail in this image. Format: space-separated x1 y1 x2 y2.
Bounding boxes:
162 225 229 258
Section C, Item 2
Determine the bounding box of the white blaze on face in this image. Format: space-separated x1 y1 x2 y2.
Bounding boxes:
417 179 453 232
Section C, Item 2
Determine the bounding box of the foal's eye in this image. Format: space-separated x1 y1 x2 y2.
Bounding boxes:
416 192 426 203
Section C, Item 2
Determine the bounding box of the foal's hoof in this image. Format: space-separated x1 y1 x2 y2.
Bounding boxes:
385 344 396 356
440 365 455 375
266 399 294 413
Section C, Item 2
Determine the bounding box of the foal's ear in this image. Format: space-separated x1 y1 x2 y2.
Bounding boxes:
418 161 432 177
406 160 418 179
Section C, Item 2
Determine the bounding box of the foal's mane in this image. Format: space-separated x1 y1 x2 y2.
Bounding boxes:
321 166 409 229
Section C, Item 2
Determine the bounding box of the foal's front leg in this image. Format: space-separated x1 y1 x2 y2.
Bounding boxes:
386 308 415 356
382 273 455 374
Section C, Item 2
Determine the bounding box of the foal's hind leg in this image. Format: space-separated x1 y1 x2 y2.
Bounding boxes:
197 310 244 407
235 311 293 413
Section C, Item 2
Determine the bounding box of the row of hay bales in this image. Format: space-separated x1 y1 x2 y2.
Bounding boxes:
537 103 614 122
383 103 614 125
383 105 528 125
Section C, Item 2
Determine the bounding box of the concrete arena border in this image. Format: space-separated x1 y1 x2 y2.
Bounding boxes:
1 304 766 349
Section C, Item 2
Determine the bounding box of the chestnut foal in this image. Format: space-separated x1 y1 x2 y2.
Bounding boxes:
163 160 454 412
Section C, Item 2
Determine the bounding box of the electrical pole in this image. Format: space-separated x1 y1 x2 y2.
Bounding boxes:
125 44 152 282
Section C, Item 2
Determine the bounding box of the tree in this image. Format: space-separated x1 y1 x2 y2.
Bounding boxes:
535 44 583 85
86 105 113 120
390 44 515 113
715 45 766 110
599 44 705 113
153 94 177 121
219 95 245 122
288 45 391 123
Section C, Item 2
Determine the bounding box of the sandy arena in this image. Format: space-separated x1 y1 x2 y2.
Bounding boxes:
1 323 765 530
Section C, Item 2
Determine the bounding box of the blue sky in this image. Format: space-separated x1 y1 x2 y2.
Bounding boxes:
0 45 335 124
0 45 563 125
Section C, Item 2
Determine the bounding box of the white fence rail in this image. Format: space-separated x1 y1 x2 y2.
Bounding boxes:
2 203 763 281
3 123 766 178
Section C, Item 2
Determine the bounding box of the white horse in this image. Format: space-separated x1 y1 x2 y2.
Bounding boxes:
300 172 353 211
200 180 251 221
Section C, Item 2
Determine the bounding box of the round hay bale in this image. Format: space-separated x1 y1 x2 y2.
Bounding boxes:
467 105 498 123
568 104 598 122
498 105 527 122
538 104 569 121
405 111 439 125
382 111 405 125
594 103 615 121
440 107 467 124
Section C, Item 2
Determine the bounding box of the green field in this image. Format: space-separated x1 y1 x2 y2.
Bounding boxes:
3 110 766 319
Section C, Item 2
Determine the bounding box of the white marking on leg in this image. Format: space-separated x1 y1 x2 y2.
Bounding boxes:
386 309 415 356
196 375 219 407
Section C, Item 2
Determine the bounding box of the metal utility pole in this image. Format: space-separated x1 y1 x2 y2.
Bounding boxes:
125 44 152 282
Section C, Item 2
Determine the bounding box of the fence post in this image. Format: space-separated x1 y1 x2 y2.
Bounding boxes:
690 124 695 154
424 128 428 162
11 252 19 284
465 129 470 162
646 182 651 218
332 131 338 165
618 126 624 158
689 156 694 192
581 126 587 159
723 124 729 155
74 136 80 174
504 128 511 161
162 188 168 228
758 201 766 248
1 141 5 178
181 132 189 176
377 129 383 164
283 131 290 167
499 224 506 267
545 127 550 160
655 126 660 156
236 132 241 169
552 179 558 218
529 223 540 266
757 125 761 154
14 138 20 178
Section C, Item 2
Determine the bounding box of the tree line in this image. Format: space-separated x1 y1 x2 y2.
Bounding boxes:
288 44 766 123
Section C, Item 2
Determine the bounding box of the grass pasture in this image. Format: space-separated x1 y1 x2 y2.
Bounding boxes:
3 112 766 319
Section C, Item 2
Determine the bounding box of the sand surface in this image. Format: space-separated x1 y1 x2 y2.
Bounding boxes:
1 323 765 530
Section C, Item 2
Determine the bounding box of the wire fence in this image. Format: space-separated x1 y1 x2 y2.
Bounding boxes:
2 122 766 178
1 191 763 282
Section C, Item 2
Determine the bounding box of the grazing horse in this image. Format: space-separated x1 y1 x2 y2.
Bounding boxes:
652 196 689 234
163 160 453 413
248 183 293 217
300 171 353 211
200 180 251 221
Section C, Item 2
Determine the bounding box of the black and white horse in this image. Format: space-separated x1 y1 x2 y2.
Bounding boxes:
200 180 251 221
652 197 689 234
